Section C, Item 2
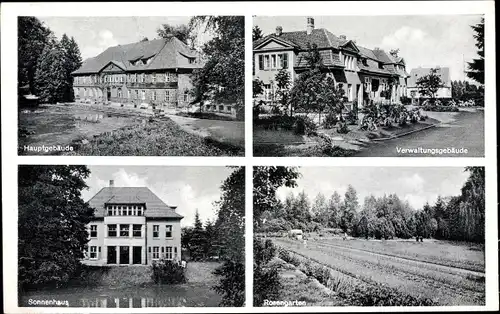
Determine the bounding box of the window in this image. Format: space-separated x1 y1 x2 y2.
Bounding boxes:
264 55 270 69
347 84 353 101
165 247 173 260
127 90 131 99
183 90 189 102
151 73 156 83
90 246 97 259
120 224 129 237
141 74 145 83
119 75 123 83
107 207 113 216
258 55 264 70
174 247 178 259
128 207 133 216
153 225 159 238
108 224 117 237
263 84 273 101
152 90 157 101
117 88 122 98
135 90 139 99
152 247 159 259
219 105 224 111
137 206 143 216
378 62 384 69
271 54 277 68
141 90 146 100
133 225 142 237
90 225 97 238
282 53 288 69
165 225 172 238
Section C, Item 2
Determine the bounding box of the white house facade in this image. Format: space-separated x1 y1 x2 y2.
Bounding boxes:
83 181 183 266
407 66 453 99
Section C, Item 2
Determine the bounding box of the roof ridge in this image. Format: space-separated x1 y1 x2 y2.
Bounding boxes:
145 38 170 70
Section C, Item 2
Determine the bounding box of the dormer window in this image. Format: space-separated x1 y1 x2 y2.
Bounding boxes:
188 57 195 64
378 62 384 69
362 58 368 66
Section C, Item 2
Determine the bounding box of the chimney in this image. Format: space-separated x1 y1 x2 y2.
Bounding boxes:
340 35 347 40
109 180 114 187
306 17 315 35
275 26 283 36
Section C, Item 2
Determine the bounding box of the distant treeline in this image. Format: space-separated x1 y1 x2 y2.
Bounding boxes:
18 17 82 103
257 167 484 243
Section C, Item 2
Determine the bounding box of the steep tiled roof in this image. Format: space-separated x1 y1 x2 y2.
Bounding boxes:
72 37 201 75
254 28 348 50
88 187 183 219
295 49 343 68
408 67 451 87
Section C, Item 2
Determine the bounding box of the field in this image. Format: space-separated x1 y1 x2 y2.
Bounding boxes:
273 237 485 306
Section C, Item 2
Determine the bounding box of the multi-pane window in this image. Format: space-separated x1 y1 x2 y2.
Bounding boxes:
90 225 97 238
151 73 156 83
90 246 97 259
165 225 172 238
152 90 157 101
152 247 159 259
108 224 117 237
117 88 122 98
165 247 173 260
137 206 143 216
165 72 177 82
120 224 129 237
174 247 178 259
258 53 288 70
153 225 159 238
183 90 190 102
135 90 139 99
133 225 142 237
141 90 146 100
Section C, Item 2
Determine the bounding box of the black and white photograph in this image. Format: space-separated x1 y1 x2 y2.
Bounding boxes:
18 16 245 156
18 165 245 307
254 166 485 306
253 15 485 157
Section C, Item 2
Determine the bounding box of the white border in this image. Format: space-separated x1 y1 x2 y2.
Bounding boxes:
1 1 497 313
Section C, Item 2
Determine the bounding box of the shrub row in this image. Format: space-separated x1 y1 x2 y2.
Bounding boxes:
255 115 317 136
150 259 186 284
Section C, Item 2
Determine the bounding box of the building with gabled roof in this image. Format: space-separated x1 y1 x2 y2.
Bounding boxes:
407 66 452 99
253 17 410 108
83 180 183 266
71 36 204 112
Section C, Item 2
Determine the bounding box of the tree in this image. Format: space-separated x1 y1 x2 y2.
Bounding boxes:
311 192 328 226
253 166 300 225
253 79 264 98
189 210 206 261
327 191 342 228
18 16 52 95
459 166 485 242
34 41 71 103
252 25 263 41
212 167 245 306
466 18 484 85
416 68 443 101
274 69 291 114
18 165 94 289
339 185 359 233
189 16 245 118
157 23 193 47
61 34 82 101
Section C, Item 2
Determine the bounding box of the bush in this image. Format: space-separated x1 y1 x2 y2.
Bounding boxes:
253 263 282 306
294 116 317 136
336 120 349 134
150 259 186 284
278 248 301 267
213 260 245 307
400 96 412 105
322 112 338 129
254 238 277 266
341 284 436 306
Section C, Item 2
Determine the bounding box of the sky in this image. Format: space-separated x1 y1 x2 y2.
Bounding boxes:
38 16 212 60
276 167 470 211
255 15 483 81
82 166 235 227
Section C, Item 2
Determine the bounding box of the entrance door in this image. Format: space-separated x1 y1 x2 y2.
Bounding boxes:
107 87 111 100
132 246 142 264
120 246 130 265
107 246 117 264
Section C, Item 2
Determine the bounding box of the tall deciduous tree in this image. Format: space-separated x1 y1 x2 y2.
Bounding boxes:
18 165 94 289
157 23 193 47
189 16 245 118
274 69 292 114
340 185 359 233
253 166 300 225
466 18 484 85
213 167 245 306
18 16 52 95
